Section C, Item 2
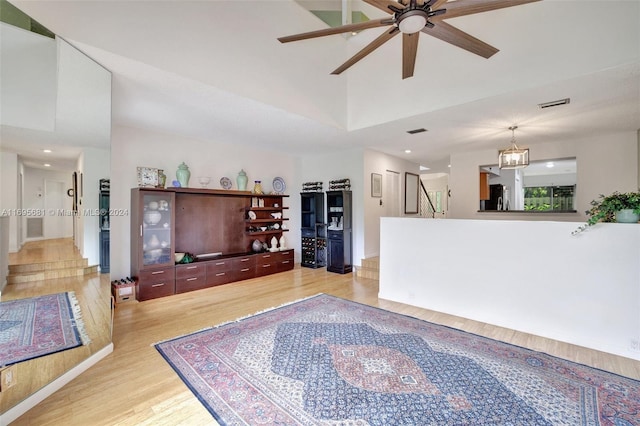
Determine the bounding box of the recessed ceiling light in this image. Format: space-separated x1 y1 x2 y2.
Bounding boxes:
43 149 52 153
546 162 554 168
44 163 51 167
405 149 412 154
448 164 451 168
420 165 430 171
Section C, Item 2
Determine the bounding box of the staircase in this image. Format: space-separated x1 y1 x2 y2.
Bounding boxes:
356 256 379 280
7 238 98 285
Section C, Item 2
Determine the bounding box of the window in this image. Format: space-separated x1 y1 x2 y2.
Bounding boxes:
524 185 575 211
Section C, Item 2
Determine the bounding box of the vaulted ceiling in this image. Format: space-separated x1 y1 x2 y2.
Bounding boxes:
7 0 640 172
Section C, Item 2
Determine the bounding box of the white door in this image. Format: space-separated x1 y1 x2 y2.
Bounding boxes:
44 180 69 239
384 170 401 217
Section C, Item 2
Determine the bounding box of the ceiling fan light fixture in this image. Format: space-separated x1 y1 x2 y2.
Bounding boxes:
398 13 427 34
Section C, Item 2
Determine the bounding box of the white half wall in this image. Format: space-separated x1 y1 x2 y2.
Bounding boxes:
379 218 640 361
0 151 19 251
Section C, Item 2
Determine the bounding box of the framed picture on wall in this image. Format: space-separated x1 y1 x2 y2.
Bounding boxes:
371 173 382 197
404 172 419 214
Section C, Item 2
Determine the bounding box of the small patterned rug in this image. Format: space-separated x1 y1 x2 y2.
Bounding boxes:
0 292 90 366
155 294 640 425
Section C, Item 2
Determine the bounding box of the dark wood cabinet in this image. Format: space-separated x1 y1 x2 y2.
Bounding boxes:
301 192 326 268
99 179 110 272
326 190 352 274
131 187 293 301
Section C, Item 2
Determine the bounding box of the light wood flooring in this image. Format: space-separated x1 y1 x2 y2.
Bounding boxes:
1 239 112 417
7 247 640 425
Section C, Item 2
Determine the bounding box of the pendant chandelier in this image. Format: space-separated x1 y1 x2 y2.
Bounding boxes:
498 126 529 169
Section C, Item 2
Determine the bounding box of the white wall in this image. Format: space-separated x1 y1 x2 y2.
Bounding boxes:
379 218 640 361
0 152 19 251
449 131 638 221
363 149 420 259
110 125 299 279
22 166 73 240
78 148 110 267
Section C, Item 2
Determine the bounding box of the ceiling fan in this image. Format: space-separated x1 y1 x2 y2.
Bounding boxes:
278 0 541 79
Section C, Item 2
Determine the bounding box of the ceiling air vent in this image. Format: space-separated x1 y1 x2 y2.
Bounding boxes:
407 128 427 134
538 98 570 109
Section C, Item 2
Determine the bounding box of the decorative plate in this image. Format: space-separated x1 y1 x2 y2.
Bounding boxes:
220 177 232 190
248 210 257 220
272 177 286 194
137 167 158 187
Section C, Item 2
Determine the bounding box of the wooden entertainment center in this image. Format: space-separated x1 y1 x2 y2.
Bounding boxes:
131 187 292 301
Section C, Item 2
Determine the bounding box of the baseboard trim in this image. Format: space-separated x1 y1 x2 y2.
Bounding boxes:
2 343 114 425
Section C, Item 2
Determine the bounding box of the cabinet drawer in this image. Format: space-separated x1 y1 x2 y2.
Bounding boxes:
137 278 175 301
256 253 275 266
139 266 175 283
206 259 233 275
175 263 206 280
176 275 208 293
232 255 256 269
256 261 277 277
233 265 256 282
207 270 233 287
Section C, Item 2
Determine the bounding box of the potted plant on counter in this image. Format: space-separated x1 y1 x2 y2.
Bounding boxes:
572 190 640 234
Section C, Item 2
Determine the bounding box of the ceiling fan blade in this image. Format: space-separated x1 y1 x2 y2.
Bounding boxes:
278 18 393 43
362 0 398 15
431 0 449 9
433 0 541 20
332 27 400 75
402 33 419 79
422 20 498 58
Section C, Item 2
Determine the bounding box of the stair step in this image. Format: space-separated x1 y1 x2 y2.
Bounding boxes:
361 257 379 270
356 266 379 280
9 258 88 274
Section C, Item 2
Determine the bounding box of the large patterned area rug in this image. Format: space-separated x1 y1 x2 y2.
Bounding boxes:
0 292 90 366
155 294 640 425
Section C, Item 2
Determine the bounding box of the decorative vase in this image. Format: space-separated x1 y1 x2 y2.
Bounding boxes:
279 235 286 250
270 236 278 251
253 180 263 194
157 170 166 188
615 209 640 223
176 162 191 188
237 169 248 191
144 210 162 225
147 234 160 248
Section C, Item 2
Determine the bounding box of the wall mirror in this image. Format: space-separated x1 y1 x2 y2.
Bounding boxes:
0 4 111 416
479 158 577 212
404 172 419 214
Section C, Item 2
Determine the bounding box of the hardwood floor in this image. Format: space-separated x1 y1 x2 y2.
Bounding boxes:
1 239 112 418
9 262 640 425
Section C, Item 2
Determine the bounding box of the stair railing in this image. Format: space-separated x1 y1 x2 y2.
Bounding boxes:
419 179 436 218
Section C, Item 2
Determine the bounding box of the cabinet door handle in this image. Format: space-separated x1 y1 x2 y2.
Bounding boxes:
151 283 165 287
215 262 225 266
240 258 249 262
187 277 198 281
186 266 197 269
262 254 271 258
282 260 290 264
240 268 250 272
140 225 143 237
215 272 225 277
262 264 271 268
151 270 165 275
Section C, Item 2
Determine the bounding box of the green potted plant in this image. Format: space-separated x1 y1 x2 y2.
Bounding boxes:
572 190 640 234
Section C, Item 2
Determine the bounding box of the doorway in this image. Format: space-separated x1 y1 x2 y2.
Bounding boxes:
44 180 71 239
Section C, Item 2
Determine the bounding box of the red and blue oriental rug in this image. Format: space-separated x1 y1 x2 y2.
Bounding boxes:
0 292 90 367
155 294 640 425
